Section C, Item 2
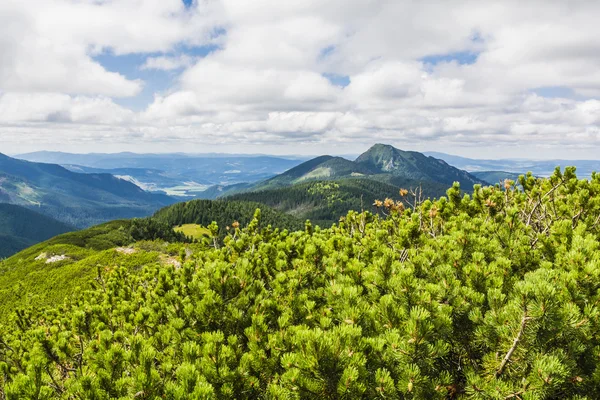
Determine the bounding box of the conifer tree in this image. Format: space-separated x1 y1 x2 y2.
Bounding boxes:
1 168 600 399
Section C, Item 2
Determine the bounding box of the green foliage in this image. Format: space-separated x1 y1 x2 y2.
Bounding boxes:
152 199 303 234
2 168 600 398
0 219 190 321
230 178 448 226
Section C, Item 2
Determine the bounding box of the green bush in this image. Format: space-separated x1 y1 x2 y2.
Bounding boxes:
1 168 600 399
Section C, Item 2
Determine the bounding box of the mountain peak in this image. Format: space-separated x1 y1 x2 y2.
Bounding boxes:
355 143 485 188
355 143 408 170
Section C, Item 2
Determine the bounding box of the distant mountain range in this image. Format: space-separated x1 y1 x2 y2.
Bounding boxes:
0 153 175 228
4 144 595 259
0 203 74 258
425 151 600 177
16 151 306 196
225 144 487 223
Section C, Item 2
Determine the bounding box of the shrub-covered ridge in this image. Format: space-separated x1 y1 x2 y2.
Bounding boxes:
1 167 600 399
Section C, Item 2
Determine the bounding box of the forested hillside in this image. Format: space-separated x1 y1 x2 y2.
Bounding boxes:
0 204 74 258
0 153 175 227
1 167 600 398
229 178 449 225
152 199 304 234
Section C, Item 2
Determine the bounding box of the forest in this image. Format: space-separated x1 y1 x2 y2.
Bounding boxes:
1 167 600 399
229 178 449 226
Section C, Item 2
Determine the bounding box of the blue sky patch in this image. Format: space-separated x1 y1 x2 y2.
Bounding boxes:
94 52 176 110
93 44 219 110
323 73 350 88
530 86 581 99
319 45 336 59
421 51 479 66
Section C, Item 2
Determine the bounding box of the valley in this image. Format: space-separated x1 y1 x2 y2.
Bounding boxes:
0 144 533 260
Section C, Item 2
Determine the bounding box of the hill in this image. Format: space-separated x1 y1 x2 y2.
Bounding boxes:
0 204 74 258
0 198 302 319
1 168 600 397
0 217 190 322
229 178 449 225
0 153 175 227
253 156 376 190
152 199 304 234
251 144 485 193
196 182 255 199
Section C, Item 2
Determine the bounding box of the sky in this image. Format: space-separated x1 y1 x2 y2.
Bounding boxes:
1 0 600 159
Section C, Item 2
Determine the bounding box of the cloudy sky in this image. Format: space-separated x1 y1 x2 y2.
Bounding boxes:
1 0 600 158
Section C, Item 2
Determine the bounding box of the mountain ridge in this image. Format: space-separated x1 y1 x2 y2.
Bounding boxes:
0 153 176 227
249 144 485 192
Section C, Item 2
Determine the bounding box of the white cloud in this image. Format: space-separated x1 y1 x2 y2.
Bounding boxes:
2 0 600 158
0 0 222 97
0 93 134 124
141 55 197 71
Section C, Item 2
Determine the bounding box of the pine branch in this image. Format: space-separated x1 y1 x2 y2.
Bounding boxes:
592 212 600 230
45 366 65 395
504 390 524 399
0 337 14 353
496 311 531 378
526 180 563 227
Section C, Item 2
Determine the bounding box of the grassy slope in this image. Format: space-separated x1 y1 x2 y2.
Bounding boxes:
174 224 211 240
0 219 202 321
0 198 303 320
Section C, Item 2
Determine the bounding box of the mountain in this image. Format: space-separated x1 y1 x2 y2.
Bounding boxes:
0 153 175 227
0 203 74 258
252 144 485 193
16 151 306 196
252 156 377 190
355 144 484 188
425 151 600 177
